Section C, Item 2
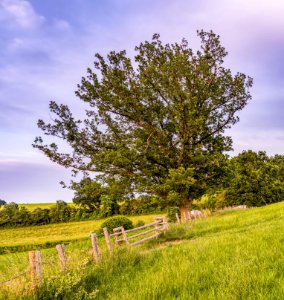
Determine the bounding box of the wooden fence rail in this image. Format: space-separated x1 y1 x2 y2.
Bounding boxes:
105 217 169 250
0 216 169 292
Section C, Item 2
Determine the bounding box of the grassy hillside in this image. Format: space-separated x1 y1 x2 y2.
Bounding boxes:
1 202 283 299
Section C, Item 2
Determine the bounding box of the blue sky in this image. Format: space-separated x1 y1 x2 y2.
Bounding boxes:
1 0 284 203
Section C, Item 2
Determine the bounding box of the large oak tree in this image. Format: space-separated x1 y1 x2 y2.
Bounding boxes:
33 31 253 216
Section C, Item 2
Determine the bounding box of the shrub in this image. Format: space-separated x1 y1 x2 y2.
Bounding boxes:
100 216 133 232
167 206 180 223
193 190 226 211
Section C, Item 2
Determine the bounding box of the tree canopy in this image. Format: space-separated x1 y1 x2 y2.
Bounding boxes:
225 151 284 207
33 30 253 210
0 199 6 206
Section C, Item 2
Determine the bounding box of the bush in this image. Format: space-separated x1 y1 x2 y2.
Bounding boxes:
193 190 226 211
167 206 180 223
100 216 133 232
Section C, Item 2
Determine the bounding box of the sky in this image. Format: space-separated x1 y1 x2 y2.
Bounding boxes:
1 0 284 203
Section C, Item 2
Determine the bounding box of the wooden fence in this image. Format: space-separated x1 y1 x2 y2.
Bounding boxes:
106 217 169 248
177 209 205 224
0 217 169 290
177 206 250 223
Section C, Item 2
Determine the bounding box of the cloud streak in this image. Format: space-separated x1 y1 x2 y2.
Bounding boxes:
0 0 44 29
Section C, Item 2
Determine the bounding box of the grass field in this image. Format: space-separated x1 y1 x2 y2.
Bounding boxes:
0 202 283 299
0 214 161 253
18 203 72 211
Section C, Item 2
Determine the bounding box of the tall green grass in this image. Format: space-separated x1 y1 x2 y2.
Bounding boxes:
1 203 283 299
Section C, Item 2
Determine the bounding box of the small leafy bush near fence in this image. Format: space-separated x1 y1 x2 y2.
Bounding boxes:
167 207 180 222
100 216 133 232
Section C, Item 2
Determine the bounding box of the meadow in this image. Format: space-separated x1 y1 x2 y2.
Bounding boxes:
0 202 283 299
18 203 60 211
0 214 160 253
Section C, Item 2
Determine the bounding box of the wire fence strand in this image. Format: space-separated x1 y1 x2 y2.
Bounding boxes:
0 270 29 286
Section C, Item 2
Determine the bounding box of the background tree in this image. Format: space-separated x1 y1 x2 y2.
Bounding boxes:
270 154 284 183
34 31 252 218
49 200 72 223
71 178 104 211
0 203 31 227
71 177 122 216
225 151 284 207
0 199 6 206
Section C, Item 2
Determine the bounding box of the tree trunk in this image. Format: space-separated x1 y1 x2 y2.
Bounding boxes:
180 199 191 223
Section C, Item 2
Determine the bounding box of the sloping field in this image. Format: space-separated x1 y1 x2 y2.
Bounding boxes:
0 214 161 253
18 203 58 210
1 202 283 299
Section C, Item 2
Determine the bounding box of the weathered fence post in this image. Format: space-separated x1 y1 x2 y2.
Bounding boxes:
162 217 169 230
29 250 42 289
121 227 129 245
176 213 180 224
29 251 36 289
113 227 122 245
183 212 187 223
187 210 191 221
56 244 68 273
90 233 100 262
157 216 165 230
154 217 160 231
103 227 113 253
154 217 168 231
35 250 42 286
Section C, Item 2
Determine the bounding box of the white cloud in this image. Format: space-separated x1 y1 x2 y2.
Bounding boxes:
53 19 71 31
0 0 44 29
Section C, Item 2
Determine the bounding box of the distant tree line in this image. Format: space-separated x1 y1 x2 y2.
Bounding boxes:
0 197 167 228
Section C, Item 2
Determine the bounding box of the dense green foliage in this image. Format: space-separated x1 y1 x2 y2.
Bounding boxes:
34 31 252 209
193 151 284 209
2 202 283 299
225 150 284 206
0 199 6 206
166 206 180 222
71 178 120 216
0 201 96 228
119 195 167 215
193 190 226 210
100 216 133 232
